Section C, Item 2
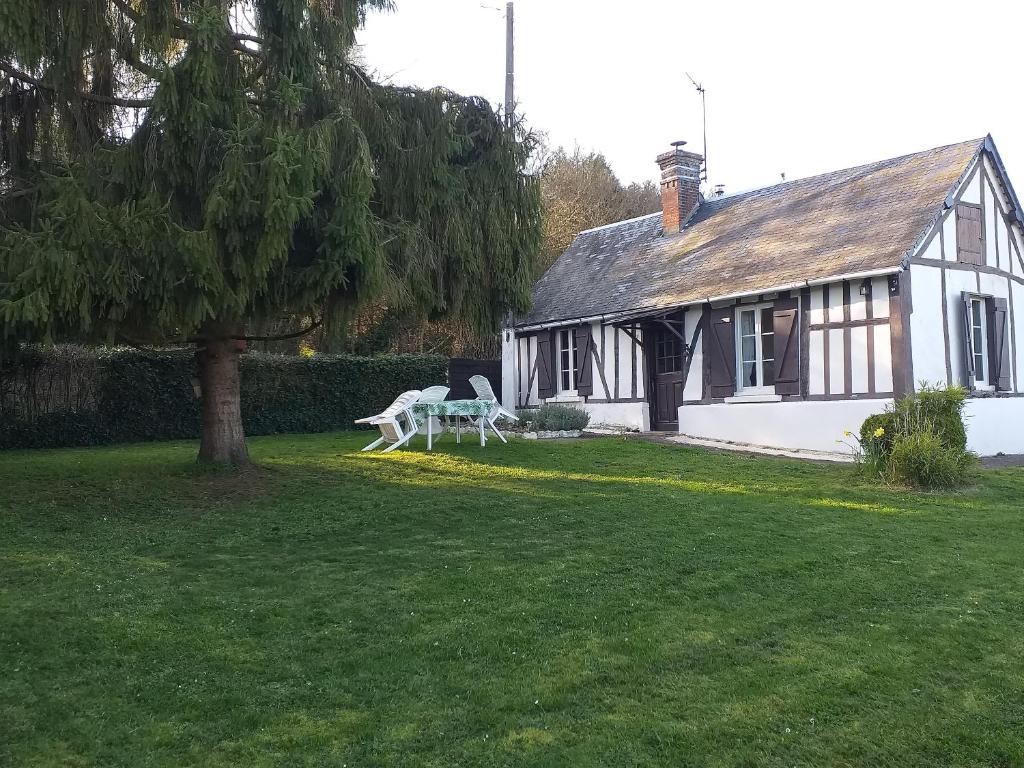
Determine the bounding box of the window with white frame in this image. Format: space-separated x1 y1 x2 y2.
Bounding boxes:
970 297 988 385
557 328 578 393
735 304 776 393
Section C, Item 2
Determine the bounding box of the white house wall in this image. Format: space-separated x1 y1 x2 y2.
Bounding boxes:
682 307 704 401
909 265 948 386
964 398 1024 455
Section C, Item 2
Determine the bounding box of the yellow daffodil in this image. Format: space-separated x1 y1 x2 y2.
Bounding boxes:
843 430 852 437
874 427 885 438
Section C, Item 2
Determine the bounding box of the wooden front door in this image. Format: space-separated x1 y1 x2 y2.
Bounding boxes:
650 325 683 431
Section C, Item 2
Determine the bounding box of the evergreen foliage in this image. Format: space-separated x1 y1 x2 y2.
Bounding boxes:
0 1 541 460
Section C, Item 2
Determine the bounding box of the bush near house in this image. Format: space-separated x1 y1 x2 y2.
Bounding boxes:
858 384 975 488
0 346 447 449
517 404 591 432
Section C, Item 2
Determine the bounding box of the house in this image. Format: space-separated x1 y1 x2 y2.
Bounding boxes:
500 135 1024 456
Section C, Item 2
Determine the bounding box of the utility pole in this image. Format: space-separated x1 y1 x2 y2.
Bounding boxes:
504 2 514 127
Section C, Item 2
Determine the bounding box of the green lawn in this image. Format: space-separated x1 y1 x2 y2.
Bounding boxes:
1 433 1023 767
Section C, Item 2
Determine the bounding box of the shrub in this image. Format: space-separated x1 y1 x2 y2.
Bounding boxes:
517 404 590 432
897 384 968 451
856 383 974 489
0 345 448 449
886 428 975 489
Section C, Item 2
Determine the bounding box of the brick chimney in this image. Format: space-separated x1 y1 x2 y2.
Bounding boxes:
656 141 703 233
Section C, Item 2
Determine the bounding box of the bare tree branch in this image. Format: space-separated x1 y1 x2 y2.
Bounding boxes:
231 320 323 342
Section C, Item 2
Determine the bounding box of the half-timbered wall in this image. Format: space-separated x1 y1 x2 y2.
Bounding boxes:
909 153 1024 394
511 322 649 430
805 276 895 399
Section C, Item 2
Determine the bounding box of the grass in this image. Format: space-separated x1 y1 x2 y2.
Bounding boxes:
1 432 1023 767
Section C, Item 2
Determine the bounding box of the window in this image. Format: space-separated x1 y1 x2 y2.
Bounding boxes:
956 203 983 265
557 328 578 393
736 304 775 392
654 329 682 374
970 297 988 384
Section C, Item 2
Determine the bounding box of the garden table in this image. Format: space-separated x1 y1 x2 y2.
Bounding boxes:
410 399 502 450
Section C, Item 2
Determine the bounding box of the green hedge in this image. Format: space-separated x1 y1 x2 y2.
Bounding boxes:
0 346 448 449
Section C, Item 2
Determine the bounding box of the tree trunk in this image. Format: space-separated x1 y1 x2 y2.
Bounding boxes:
196 334 249 465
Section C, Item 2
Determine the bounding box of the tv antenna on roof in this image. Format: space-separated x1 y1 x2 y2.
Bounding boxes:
685 72 707 183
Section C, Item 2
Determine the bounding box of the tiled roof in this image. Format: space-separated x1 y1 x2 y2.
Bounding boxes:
519 137 986 327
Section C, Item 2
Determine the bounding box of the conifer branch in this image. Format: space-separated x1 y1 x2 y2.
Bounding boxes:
0 61 153 108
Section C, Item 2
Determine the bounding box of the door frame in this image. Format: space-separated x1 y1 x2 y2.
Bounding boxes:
645 315 686 431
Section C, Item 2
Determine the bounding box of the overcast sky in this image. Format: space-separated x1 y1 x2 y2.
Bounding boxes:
359 0 1024 196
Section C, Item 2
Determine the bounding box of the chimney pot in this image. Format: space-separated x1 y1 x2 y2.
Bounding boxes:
657 141 703 234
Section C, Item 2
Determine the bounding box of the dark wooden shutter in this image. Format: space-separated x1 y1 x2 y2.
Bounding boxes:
575 325 594 396
773 297 800 395
988 297 1011 391
708 305 736 398
536 331 555 399
960 292 975 387
956 204 983 265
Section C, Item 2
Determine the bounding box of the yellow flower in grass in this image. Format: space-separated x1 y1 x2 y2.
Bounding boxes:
843 430 853 438
874 427 885 438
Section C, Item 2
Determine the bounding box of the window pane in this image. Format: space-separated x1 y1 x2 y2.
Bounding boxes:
741 360 757 388
971 300 983 326
740 309 756 336
741 335 756 363
571 334 578 388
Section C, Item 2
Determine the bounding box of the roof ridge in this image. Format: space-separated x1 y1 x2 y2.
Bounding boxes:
719 136 987 203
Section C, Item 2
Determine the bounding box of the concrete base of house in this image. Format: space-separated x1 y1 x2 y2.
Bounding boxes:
673 396 1024 457
578 402 650 432
677 398 892 455
963 397 1024 455
523 394 1024 457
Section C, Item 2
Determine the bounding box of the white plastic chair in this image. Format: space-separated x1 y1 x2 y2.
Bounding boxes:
415 385 451 437
469 375 518 444
470 375 518 422
355 389 421 452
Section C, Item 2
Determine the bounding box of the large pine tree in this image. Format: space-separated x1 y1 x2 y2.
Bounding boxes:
0 1 541 463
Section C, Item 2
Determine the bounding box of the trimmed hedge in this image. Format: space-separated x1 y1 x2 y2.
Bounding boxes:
0 346 448 449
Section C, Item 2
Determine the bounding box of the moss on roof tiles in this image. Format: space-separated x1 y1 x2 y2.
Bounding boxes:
521 138 984 326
